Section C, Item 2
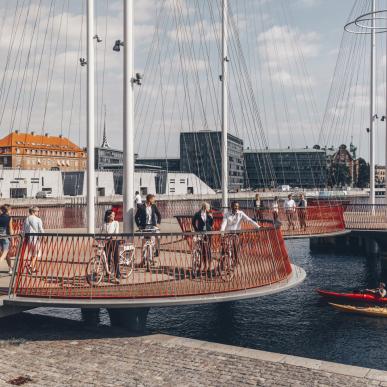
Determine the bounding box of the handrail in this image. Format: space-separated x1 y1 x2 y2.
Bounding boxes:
9 227 293 300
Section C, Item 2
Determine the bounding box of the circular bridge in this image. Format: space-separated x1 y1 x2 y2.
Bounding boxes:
7 223 305 308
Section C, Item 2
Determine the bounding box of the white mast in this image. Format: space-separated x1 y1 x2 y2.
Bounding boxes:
221 0 228 210
370 0 376 206
385 25 387 205
87 0 95 233
123 0 135 232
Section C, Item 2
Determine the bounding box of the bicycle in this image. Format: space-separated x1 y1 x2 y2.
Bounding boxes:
86 237 135 286
139 226 159 272
191 234 210 278
217 234 239 281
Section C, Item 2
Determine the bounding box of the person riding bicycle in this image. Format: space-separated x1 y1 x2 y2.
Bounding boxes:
220 202 260 264
192 202 213 272
135 194 161 257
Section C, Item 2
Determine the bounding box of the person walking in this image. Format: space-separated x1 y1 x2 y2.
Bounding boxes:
23 206 44 274
0 205 13 275
101 210 120 284
284 194 296 231
135 191 142 209
254 194 263 220
297 193 307 231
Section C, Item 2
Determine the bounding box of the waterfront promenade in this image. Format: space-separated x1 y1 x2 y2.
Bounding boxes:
0 332 386 386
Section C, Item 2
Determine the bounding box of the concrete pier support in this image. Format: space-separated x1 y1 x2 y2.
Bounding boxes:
107 307 149 332
81 308 100 325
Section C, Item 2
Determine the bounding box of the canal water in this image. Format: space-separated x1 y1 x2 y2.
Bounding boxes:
3 239 387 371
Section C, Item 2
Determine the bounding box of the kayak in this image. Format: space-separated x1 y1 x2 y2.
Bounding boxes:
317 289 387 304
329 303 387 317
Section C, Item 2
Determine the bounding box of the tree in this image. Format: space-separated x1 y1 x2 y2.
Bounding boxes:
328 164 351 188
356 158 370 188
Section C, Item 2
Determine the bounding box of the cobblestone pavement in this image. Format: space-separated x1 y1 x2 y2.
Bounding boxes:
0 325 386 387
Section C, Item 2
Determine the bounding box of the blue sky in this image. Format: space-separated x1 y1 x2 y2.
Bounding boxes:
0 0 383 161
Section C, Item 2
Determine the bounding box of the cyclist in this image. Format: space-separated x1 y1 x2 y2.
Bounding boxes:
220 201 260 264
135 194 161 257
192 202 213 271
101 210 120 284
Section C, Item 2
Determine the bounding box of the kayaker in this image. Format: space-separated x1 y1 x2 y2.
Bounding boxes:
365 282 386 298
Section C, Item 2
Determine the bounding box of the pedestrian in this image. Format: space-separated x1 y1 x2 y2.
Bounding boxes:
254 194 264 220
298 193 307 231
101 210 120 284
135 191 142 209
23 206 44 274
272 196 279 223
0 205 13 275
284 194 296 231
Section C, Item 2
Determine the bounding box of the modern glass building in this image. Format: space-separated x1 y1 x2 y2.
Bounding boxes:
244 148 327 189
180 131 244 190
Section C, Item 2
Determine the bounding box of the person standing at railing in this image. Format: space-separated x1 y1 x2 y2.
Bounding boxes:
23 206 44 274
101 210 120 284
254 193 264 220
192 202 214 271
284 194 296 231
272 196 279 223
0 205 14 275
297 193 307 231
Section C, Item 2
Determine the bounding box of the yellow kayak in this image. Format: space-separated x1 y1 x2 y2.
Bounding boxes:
329 303 387 317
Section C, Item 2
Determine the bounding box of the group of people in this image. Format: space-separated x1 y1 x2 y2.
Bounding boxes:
254 193 308 231
0 205 44 276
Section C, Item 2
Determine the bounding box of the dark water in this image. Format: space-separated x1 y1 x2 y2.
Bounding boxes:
2 239 387 371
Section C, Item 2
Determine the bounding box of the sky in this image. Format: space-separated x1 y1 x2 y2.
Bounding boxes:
0 0 384 162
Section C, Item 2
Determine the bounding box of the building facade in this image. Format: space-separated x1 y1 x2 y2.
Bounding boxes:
180 131 244 190
375 165 385 187
135 158 180 171
0 131 86 171
244 148 327 189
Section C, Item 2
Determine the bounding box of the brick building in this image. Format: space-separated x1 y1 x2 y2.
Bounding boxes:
0 131 87 171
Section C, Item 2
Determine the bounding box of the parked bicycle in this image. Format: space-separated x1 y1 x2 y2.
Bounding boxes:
86 237 135 286
191 234 210 278
139 226 159 272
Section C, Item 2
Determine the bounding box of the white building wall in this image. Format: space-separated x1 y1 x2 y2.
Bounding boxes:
166 173 215 195
0 169 63 198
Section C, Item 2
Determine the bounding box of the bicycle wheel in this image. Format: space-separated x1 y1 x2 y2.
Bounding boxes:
86 255 105 286
191 249 201 278
219 252 235 282
119 250 134 279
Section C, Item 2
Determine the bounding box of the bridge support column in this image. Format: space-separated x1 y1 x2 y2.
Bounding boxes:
81 308 100 325
107 307 149 332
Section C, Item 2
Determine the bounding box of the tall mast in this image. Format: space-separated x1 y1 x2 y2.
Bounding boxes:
123 0 135 232
385 22 387 205
370 0 376 206
86 0 95 233
221 0 228 209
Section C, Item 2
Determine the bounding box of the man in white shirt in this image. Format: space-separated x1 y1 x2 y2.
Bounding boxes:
135 191 142 209
284 194 296 231
221 202 260 232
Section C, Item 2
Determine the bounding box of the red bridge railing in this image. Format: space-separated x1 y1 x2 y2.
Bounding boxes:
343 203 387 230
9 226 293 300
176 205 346 238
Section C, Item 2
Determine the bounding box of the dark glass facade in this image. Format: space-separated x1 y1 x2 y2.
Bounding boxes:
180 131 244 190
244 149 327 188
135 158 180 171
